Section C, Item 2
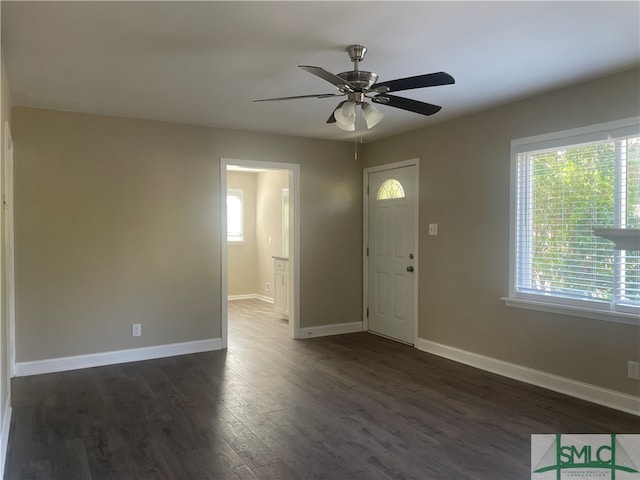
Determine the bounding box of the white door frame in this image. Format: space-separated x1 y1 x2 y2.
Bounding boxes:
3 121 15 378
220 158 300 347
363 158 420 343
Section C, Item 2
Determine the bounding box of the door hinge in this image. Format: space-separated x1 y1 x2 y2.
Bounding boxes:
367 185 369 195
366 247 369 257
366 308 369 318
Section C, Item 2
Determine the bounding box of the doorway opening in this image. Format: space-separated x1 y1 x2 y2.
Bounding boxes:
220 158 300 348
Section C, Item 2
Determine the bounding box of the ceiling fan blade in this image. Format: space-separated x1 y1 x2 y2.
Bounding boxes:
254 93 345 102
326 101 347 124
299 65 355 92
372 94 442 116
371 72 455 93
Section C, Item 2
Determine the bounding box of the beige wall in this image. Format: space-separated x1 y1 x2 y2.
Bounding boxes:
256 170 289 300
362 67 640 396
12 107 360 362
227 171 259 297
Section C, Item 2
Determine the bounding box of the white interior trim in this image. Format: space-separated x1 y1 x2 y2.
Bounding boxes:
4 121 15 379
299 321 363 339
14 338 222 377
228 294 273 304
511 116 640 153
0 396 11 479
415 337 640 416
503 297 639 326
221 158 301 344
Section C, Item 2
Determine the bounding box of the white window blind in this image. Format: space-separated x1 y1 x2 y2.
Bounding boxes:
511 118 640 317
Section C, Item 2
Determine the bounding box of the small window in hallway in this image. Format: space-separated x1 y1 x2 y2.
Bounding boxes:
227 189 244 242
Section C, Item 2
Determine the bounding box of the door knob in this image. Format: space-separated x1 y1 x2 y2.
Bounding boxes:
406 266 414 272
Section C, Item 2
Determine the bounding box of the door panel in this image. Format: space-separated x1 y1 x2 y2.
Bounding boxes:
367 165 417 344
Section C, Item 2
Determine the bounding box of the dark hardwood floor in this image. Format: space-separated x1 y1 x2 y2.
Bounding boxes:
4 298 638 479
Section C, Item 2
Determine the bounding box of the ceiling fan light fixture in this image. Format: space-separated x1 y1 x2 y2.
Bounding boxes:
334 101 356 130
256 45 454 132
361 102 384 129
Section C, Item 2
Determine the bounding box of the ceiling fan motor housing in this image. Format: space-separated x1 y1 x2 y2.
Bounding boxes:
339 44 378 95
337 71 378 93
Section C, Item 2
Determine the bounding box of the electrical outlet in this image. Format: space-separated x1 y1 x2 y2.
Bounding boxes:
265 282 270 292
132 323 142 337
428 223 438 236
628 361 640 380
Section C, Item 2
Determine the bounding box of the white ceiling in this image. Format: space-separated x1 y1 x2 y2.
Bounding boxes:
2 1 639 142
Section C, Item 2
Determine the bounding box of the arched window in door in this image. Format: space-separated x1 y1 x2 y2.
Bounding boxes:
377 179 405 200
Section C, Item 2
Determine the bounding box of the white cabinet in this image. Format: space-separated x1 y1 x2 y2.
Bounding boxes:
273 256 289 318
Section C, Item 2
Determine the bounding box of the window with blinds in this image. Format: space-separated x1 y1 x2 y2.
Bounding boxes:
510 118 640 318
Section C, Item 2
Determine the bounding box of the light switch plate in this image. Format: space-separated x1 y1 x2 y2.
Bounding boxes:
132 323 142 337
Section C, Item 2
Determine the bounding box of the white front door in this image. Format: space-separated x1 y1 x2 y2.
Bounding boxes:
367 164 417 344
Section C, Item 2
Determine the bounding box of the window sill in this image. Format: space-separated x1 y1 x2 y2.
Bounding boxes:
227 240 246 246
502 297 639 327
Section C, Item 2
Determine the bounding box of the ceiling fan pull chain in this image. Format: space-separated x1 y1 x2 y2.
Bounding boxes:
354 129 358 160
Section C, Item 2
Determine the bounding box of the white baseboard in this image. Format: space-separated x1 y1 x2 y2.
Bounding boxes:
299 321 363 339
0 395 11 479
415 338 640 416
15 338 223 377
228 294 273 304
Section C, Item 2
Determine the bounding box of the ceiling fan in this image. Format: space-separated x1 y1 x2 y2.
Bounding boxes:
254 45 455 131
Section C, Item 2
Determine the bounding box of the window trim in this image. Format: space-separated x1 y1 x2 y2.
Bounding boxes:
505 117 640 326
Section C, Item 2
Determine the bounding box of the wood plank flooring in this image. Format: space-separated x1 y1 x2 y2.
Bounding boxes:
4 298 638 479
